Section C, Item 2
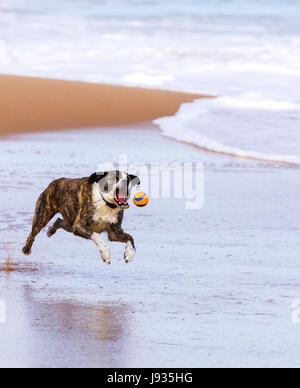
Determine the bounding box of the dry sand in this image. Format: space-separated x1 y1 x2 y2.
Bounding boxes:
0 74 212 136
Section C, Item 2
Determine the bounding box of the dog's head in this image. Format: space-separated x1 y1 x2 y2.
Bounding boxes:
88 170 140 209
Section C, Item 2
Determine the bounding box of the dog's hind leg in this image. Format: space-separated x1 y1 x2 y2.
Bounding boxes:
22 192 56 255
47 218 64 238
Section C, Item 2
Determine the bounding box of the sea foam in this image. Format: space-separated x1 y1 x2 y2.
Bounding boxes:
0 0 300 164
155 95 300 166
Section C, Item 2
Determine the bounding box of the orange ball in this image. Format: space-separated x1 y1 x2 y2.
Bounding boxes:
133 192 149 207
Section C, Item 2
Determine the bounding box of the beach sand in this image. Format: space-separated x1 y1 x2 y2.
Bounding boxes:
0 75 211 136
0 125 300 368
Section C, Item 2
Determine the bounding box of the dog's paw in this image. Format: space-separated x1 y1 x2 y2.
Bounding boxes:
100 247 111 265
22 246 31 256
124 242 135 263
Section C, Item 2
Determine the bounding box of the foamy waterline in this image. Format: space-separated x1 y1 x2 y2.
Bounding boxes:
154 95 300 167
159 126 300 166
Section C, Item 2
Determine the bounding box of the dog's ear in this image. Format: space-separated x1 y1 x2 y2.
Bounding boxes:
88 171 109 185
128 174 141 186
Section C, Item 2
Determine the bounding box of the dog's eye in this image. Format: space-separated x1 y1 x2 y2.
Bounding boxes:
104 183 109 192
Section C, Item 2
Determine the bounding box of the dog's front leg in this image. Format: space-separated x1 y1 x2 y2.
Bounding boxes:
108 227 136 263
124 240 135 263
73 222 111 264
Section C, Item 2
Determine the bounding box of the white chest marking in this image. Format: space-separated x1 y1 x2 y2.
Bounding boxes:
92 183 120 224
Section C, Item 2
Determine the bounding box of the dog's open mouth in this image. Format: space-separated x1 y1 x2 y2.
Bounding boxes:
115 188 128 208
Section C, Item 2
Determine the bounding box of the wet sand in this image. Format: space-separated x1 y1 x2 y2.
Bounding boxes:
0 126 300 367
0 75 211 136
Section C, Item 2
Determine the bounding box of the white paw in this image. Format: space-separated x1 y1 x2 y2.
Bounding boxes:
100 247 111 265
124 242 135 263
92 233 111 264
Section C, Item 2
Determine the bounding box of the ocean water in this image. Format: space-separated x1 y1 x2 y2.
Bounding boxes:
0 0 299 164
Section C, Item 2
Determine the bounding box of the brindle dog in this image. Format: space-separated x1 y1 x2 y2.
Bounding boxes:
22 171 140 264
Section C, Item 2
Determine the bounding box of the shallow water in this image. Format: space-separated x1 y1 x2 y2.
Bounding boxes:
0 126 300 367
